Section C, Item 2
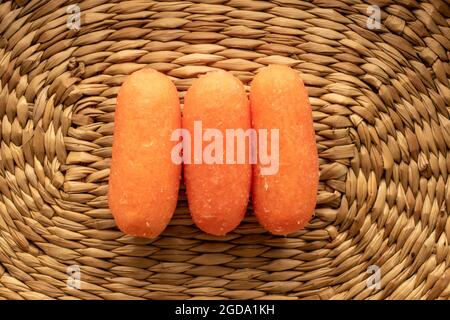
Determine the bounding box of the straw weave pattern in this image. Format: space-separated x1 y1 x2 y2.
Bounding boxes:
0 0 449 299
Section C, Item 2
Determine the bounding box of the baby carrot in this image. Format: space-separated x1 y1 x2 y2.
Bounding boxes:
183 70 251 236
250 65 319 235
109 68 181 238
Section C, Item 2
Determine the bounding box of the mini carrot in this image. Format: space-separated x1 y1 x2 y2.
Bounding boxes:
109 68 181 238
250 65 319 235
183 70 251 236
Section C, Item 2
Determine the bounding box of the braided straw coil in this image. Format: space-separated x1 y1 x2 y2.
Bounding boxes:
0 0 449 300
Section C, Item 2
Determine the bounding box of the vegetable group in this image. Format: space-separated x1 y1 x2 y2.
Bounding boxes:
109 65 318 238
109 68 181 238
250 65 319 235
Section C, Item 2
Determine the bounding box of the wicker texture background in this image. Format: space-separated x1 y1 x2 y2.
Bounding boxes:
0 0 449 300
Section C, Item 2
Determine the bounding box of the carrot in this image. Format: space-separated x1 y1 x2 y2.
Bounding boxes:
109 68 181 238
183 70 251 236
250 65 319 235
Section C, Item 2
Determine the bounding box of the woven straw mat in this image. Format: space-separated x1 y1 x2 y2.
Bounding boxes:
0 0 449 300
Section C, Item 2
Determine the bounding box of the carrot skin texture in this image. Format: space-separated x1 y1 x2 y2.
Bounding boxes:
183 71 251 236
250 65 319 235
109 68 181 238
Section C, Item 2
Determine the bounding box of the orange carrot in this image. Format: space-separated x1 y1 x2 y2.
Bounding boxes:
250 65 319 235
183 70 251 236
109 68 181 238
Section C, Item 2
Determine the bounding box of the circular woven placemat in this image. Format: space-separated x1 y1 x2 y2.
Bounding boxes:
0 0 449 300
